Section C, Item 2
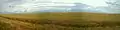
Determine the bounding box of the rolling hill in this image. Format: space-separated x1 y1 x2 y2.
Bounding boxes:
0 12 120 30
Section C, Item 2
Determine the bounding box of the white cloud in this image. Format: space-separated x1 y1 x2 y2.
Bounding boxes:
1 0 120 14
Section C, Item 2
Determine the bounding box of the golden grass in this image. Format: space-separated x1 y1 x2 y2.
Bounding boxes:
0 12 120 30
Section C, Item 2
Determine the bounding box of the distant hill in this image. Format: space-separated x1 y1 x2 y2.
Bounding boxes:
1 12 120 22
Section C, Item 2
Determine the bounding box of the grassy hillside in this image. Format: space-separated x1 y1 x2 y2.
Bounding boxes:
0 12 120 30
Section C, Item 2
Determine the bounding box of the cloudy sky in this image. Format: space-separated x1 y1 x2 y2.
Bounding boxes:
0 0 120 14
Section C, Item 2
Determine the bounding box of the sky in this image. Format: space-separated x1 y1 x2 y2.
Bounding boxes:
0 0 120 14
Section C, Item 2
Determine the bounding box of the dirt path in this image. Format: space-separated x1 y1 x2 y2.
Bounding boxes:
0 16 42 30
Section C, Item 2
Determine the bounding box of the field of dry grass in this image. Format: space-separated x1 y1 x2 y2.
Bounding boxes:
0 12 120 30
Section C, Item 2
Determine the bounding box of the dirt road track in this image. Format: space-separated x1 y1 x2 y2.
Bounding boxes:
0 16 42 30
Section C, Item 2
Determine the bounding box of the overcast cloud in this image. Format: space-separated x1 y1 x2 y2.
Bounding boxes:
0 0 120 14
